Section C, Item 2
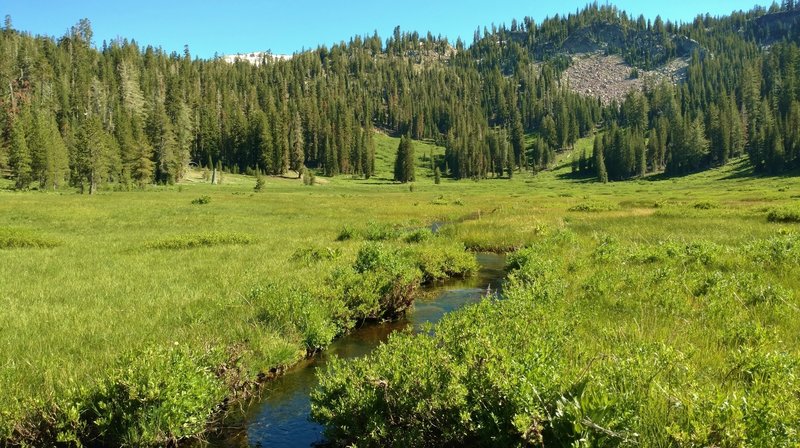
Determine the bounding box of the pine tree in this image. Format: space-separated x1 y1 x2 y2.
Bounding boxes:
393 135 415 183
434 166 441 184
33 110 70 190
74 116 110 194
594 136 608 184
579 148 588 173
360 127 375 179
290 111 304 177
9 115 32 189
510 111 525 169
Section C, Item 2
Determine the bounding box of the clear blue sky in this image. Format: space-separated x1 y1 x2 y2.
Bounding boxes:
2 1 772 59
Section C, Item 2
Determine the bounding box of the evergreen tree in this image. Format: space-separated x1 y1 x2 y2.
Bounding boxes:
74 116 110 194
393 135 415 183
290 111 305 177
9 114 32 189
594 136 608 183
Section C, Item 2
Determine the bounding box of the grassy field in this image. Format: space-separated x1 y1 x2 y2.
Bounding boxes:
1 134 799 445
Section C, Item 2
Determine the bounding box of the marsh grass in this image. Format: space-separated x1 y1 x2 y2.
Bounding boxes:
145 232 255 250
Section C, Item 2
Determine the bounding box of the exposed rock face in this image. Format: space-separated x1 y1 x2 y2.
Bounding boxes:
564 53 688 105
221 52 292 65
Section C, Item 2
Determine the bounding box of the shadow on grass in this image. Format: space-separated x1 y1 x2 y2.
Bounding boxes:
555 171 600 184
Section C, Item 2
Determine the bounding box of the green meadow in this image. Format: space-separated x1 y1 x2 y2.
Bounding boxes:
1 134 799 445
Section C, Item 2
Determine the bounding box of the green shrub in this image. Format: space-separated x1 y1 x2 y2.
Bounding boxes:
146 232 253 250
363 222 399 241
693 201 718 210
568 201 614 212
346 243 423 319
407 242 477 282
80 345 227 446
745 231 800 266
191 196 211 205
767 207 800 223
254 175 266 192
336 225 356 241
252 284 343 353
403 228 433 243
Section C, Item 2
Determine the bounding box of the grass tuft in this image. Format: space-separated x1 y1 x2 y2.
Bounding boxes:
146 232 254 250
0 228 60 249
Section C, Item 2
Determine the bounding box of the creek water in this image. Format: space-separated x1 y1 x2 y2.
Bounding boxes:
215 252 506 448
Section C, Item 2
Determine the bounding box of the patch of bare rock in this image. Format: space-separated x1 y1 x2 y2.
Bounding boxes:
564 52 688 105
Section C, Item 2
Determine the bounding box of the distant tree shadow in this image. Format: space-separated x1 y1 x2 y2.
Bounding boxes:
555 171 599 183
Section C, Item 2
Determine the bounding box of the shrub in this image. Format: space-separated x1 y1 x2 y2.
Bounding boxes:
252 284 343 353
364 222 399 241
343 243 423 319
254 175 266 192
767 207 800 223
693 201 718 210
568 202 614 212
403 228 433 244
80 345 228 446
191 196 211 205
408 242 478 282
303 170 316 186
336 225 356 241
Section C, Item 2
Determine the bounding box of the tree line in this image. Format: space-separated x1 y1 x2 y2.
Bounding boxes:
1 2 799 192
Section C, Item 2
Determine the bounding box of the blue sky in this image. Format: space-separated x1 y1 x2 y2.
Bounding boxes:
2 1 772 59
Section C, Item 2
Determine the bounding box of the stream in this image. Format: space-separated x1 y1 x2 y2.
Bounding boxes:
214 252 506 448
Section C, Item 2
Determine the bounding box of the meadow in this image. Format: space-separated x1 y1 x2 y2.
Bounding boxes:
1 133 799 446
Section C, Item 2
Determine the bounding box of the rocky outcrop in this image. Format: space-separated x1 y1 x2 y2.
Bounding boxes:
564 53 689 105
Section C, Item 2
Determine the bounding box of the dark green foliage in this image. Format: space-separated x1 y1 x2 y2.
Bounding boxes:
253 284 342 352
3 3 795 188
79 346 228 446
568 202 615 212
767 207 800 223
434 166 441 184
393 136 415 183
191 195 211 205
594 136 608 183
404 228 434 243
8 113 32 189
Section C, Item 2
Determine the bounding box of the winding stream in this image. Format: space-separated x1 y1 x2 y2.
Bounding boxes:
215 253 506 448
